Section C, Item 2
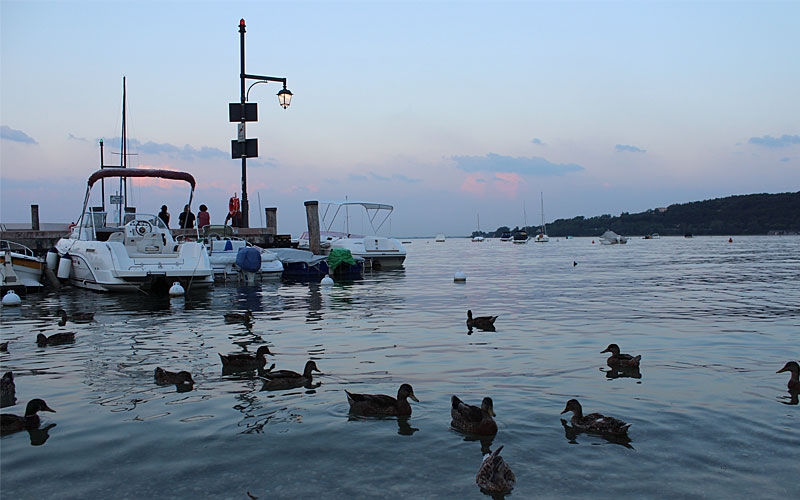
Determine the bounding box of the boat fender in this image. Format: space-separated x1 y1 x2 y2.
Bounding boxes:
236 247 262 273
321 274 334 286
169 282 185 296
56 253 72 279
46 247 60 270
2 290 22 306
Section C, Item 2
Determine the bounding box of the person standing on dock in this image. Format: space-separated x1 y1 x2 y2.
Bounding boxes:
158 205 170 228
178 204 195 229
225 194 241 227
197 204 210 230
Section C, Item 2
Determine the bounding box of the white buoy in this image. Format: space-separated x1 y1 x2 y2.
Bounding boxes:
169 281 185 296
2 290 22 306
321 274 334 286
454 271 467 282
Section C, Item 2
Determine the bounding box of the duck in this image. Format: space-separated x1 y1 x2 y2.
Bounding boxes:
475 445 516 494
36 332 76 347
260 360 321 391
1 371 15 408
346 383 419 417
1 398 56 435
466 310 498 331
777 361 800 392
224 310 254 323
56 308 94 325
560 399 631 436
154 367 195 387
219 345 274 372
0 341 8 352
451 395 498 436
601 343 641 369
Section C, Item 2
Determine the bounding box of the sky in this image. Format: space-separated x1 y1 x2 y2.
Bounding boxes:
1 0 798 238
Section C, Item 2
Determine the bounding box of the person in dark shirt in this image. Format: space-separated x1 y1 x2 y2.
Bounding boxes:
197 204 210 229
178 204 195 229
158 205 170 228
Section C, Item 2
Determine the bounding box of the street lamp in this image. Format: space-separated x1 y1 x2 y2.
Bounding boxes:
230 18 292 228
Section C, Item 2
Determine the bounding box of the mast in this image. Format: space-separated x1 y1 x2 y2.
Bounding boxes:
119 77 127 226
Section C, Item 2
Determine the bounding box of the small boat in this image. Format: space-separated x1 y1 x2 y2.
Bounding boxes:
435 233 446 242
203 235 282 280
1 240 45 291
533 192 549 243
297 201 406 270
512 229 529 244
270 247 363 282
471 214 485 242
643 233 660 240
499 231 512 242
598 230 628 245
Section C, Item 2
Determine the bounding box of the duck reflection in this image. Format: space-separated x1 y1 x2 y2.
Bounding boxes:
778 390 799 406
346 414 419 436
27 423 57 446
603 366 642 380
560 418 634 449
458 433 496 456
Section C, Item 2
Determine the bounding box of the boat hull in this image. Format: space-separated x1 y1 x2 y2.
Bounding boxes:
1 247 45 290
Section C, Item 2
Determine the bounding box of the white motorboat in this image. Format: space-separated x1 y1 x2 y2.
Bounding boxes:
204 235 283 280
54 168 214 293
1 240 45 290
298 201 407 270
599 230 629 245
435 234 446 242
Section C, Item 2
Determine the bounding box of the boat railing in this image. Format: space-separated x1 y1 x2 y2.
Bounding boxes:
0 240 37 257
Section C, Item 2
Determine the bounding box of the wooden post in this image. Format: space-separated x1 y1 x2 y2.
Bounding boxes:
31 205 40 231
304 200 321 255
265 207 277 235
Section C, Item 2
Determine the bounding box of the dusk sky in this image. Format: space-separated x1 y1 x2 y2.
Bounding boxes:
1 1 798 237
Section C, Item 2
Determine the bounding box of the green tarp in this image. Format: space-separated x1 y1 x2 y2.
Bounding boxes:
327 248 356 273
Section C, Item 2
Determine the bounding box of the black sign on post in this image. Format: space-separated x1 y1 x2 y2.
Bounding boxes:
229 102 258 122
231 138 259 159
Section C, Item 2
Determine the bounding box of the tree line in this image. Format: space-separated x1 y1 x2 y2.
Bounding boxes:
473 192 800 238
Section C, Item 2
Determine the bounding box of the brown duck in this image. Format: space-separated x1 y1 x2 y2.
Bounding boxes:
561 399 631 436
37 332 76 347
57 308 94 325
601 343 641 369
451 395 498 436
777 361 800 392
224 310 254 323
1 371 15 408
219 345 273 372
346 383 419 417
466 310 498 331
475 445 515 494
260 360 321 391
154 367 195 387
1 399 56 435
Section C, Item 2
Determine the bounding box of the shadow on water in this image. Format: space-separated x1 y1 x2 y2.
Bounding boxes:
603 366 643 380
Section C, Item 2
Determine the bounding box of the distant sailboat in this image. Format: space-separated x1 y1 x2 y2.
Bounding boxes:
472 213 484 242
534 192 549 243
513 202 529 244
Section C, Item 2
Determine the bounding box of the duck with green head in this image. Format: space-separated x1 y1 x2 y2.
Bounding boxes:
1 399 56 435
346 383 419 417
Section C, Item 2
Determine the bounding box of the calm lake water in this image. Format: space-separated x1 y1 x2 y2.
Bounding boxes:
1 235 798 499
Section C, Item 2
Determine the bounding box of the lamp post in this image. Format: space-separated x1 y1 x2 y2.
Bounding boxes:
231 18 292 228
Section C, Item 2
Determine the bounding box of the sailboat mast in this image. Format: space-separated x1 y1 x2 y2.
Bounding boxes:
119 77 127 225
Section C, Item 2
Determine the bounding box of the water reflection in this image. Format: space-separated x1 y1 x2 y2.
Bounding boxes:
25 423 56 446
603 366 643 380
560 418 634 449
778 390 799 406
346 414 419 436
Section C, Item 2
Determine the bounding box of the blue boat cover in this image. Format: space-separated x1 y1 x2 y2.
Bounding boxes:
236 247 261 272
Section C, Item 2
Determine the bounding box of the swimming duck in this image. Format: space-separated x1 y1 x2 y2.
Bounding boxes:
466 310 498 331
154 367 195 387
1 398 55 435
777 361 800 392
0 341 8 352
1 371 15 408
451 395 498 436
260 360 321 391
36 332 76 347
219 345 273 371
475 445 516 494
346 383 419 417
56 308 94 325
560 399 631 436
224 310 254 323
600 343 642 369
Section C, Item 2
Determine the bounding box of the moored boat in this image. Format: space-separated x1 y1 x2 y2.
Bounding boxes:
271 247 363 282
54 168 214 293
599 230 628 245
1 240 45 291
